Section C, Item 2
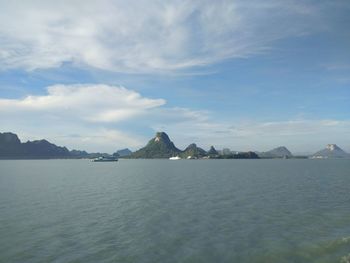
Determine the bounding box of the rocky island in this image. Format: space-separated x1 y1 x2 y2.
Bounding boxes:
257 146 293 159
0 132 111 159
1 131 348 160
130 132 259 159
311 144 349 159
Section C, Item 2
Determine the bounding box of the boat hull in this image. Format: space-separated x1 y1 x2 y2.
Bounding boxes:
92 158 118 162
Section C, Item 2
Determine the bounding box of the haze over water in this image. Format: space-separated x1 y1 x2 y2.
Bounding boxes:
1 159 350 262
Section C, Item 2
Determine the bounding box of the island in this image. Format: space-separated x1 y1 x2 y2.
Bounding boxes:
1 131 348 160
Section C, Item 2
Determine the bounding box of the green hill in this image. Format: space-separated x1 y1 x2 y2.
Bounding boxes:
131 132 181 158
181 143 207 158
207 146 219 156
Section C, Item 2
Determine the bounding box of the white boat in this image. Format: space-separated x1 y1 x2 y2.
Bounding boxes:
92 156 118 162
169 156 181 160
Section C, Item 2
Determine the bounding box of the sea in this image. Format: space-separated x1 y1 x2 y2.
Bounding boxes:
0 159 350 263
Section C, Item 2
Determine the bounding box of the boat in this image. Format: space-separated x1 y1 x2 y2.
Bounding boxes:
169 156 181 160
92 156 118 162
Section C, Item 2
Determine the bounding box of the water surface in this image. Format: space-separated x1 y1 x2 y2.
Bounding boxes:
1 159 350 262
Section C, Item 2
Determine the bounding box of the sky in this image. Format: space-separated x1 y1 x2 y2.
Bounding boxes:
0 0 349 154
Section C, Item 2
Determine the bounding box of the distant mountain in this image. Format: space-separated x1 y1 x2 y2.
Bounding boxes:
129 133 260 159
23 139 70 157
131 132 181 158
312 144 349 158
0 131 111 159
233 151 259 159
70 149 89 157
0 132 71 159
259 146 293 158
70 149 111 159
114 148 132 157
220 148 232 155
207 146 219 156
0 132 23 157
181 143 207 158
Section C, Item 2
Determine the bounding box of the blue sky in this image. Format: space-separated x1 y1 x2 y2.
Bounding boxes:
0 0 349 153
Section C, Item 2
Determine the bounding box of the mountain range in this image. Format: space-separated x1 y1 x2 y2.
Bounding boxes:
130 132 259 159
0 132 70 159
0 131 349 159
0 132 116 159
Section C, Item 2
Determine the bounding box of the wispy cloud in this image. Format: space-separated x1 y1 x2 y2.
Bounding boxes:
0 0 326 73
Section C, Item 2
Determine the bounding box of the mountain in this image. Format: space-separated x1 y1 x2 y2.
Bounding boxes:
312 144 349 158
220 148 232 156
207 146 218 156
234 151 259 159
0 132 21 145
181 143 207 158
129 133 259 159
0 132 71 159
0 132 23 157
131 132 181 158
70 150 110 159
114 148 132 157
70 149 89 157
259 146 293 158
22 139 70 157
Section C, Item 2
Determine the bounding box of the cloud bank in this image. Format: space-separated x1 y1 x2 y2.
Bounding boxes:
0 84 165 151
1 83 349 153
0 0 325 73
0 84 165 123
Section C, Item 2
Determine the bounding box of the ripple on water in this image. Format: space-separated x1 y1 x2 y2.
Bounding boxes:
250 236 350 263
0 159 350 263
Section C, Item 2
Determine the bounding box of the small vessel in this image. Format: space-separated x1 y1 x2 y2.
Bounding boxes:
169 156 181 160
92 156 118 162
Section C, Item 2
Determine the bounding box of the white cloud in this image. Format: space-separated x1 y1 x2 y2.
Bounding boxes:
0 84 165 152
0 0 324 73
0 84 165 123
1 84 349 153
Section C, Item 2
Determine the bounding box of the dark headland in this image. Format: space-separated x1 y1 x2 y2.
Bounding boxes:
0 132 112 159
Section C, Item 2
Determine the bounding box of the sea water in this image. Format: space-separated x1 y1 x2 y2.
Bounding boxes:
0 159 349 262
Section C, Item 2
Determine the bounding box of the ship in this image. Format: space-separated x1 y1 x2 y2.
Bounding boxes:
92 156 118 162
169 156 181 160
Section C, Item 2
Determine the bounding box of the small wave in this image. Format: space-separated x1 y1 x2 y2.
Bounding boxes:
250 236 350 262
340 253 350 263
341 237 350 244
